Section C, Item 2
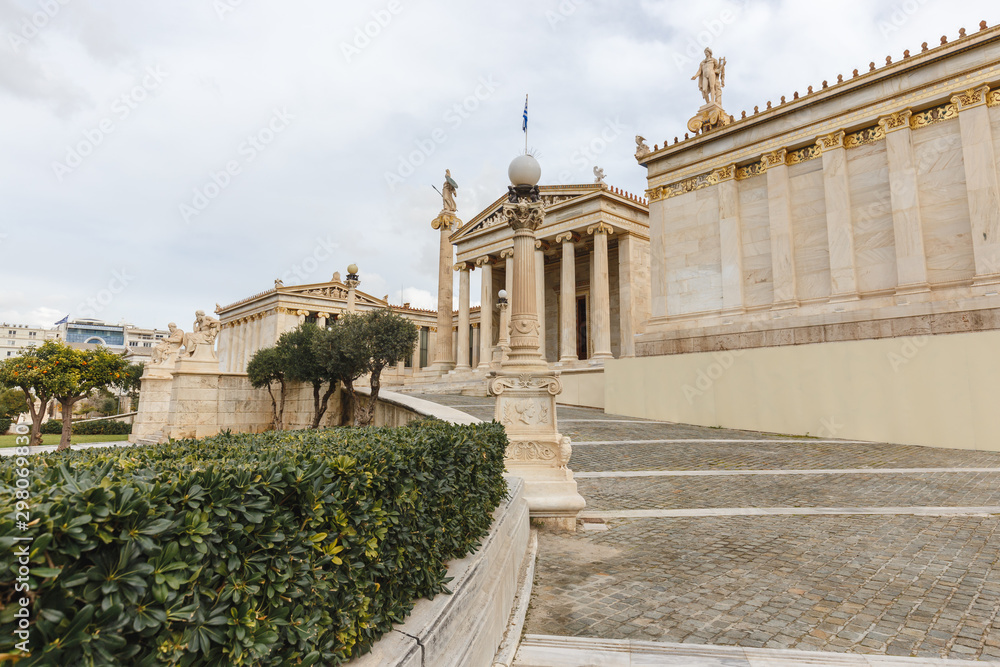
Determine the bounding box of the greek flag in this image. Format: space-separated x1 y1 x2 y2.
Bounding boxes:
54 315 69 325
522 95 528 133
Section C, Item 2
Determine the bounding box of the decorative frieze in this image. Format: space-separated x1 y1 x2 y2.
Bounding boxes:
786 144 821 164
910 102 958 129
816 131 846 152
878 110 913 133
648 165 735 201
844 125 885 149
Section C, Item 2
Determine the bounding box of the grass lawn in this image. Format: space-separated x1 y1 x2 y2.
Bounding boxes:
0 434 129 448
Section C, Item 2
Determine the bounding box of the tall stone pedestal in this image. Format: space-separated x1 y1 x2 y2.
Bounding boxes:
687 102 732 135
129 366 175 444
430 211 461 373
489 371 585 530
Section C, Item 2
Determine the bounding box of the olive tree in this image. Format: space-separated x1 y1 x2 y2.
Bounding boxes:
247 346 289 430
277 324 337 429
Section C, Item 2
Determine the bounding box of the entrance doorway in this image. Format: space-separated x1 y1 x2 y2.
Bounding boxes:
576 295 588 360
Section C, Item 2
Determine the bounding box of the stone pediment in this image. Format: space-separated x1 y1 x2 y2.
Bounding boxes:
450 185 600 244
283 282 387 307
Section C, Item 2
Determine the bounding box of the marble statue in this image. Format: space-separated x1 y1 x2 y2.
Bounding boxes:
593 166 606 184
151 323 184 365
274 278 284 288
635 135 651 158
692 47 726 105
442 169 458 213
182 310 221 357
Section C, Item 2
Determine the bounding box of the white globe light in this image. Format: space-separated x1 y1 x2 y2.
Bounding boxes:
347 263 359 274
498 289 508 300
508 154 541 186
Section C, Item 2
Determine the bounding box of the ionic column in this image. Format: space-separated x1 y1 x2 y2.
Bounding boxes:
716 166 745 313
455 262 472 370
430 213 459 372
476 256 494 370
471 324 480 368
952 87 1000 284
880 111 929 293
535 241 548 361
316 312 330 329
817 131 859 300
764 149 799 308
411 333 420 369
587 223 614 359
296 309 309 325
500 247 515 309
556 232 578 362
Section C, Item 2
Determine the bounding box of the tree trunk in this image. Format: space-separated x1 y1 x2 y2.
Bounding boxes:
311 382 322 429
23 389 48 448
360 365 384 427
310 381 338 429
58 397 81 451
265 383 278 430
277 380 286 430
342 380 359 427
316 383 337 429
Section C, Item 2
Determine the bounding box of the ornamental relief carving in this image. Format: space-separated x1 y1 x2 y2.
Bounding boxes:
302 286 350 299
501 400 550 426
785 144 820 165
878 110 912 133
951 86 990 110
909 103 958 129
489 373 563 396
844 125 885 149
988 90 1000 107
504 440 558 462
502 200 545 232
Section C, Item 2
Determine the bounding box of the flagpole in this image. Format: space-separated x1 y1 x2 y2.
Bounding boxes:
525 94 528 153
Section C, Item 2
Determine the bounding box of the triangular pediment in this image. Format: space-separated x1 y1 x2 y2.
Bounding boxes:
450 184 603 243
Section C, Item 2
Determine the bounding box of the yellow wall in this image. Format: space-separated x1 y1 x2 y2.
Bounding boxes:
558 368 606 409
605 331 1000 451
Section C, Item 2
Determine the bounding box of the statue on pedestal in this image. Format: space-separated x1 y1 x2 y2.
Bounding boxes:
442 169 458 213
593 166 606 185
182 310 221 357
687 48 732 135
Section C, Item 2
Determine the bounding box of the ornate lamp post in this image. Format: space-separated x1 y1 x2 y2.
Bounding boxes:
488 155 586 530
345 263 360 313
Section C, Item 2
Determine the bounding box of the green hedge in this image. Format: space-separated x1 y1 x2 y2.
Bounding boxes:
0 417 10 435
39 419 132 436
0 421 508 666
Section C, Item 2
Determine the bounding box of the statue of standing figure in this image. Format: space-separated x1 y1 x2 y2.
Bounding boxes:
441 169 458 213
692 47 726 106
182 310 221 357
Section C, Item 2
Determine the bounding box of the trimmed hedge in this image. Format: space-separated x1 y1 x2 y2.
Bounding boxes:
0 420 508 666
39 419 132 436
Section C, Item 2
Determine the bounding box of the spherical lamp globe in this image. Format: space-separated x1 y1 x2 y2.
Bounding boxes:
508 154 541 187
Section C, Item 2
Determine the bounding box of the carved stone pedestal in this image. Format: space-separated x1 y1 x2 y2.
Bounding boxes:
489 371 585 530
688 102 732 135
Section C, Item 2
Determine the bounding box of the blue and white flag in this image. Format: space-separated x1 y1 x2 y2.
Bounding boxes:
522 95 528 133
54 315 69 325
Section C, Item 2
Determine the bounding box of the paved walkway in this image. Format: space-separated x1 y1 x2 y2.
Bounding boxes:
409 393 1000 665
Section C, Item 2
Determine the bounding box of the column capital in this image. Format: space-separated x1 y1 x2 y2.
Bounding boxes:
816 130 846 152
709 164 736 183
878 110 913 133
535 239 550 252
431 212 461 231
554 231 579 245
587 222 615 237
499 247 515 260
474 254 494 267
762 148 787 169
952 85 991 111
317 312 331 319
453 261 474 272
295 309 310 317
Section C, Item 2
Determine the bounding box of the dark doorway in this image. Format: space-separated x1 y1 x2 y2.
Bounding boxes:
576 295 588 360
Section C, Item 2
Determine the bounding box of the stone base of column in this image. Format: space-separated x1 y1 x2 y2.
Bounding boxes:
488 370 586 531
972 273 1000 287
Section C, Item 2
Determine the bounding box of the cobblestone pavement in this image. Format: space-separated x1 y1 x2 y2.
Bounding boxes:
410 392 1000 661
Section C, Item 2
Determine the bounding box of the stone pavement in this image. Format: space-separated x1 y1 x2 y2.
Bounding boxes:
408 393 1000 663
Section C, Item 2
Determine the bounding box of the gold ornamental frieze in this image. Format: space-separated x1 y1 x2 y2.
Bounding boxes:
988 90 1000 107
844 125 885 149
951 85 991 111
910 103 958 129
647 164 735 202
786 144 821 165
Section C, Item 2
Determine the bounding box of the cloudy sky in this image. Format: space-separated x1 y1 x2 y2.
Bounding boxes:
1 0 995 329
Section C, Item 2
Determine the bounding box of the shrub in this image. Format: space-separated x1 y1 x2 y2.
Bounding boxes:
40 420 62 435
0 417 10 435
72 420 132 436
0 420 508 665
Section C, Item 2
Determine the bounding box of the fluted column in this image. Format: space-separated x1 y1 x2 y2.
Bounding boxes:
430 213 459 371
500 247 515 307
817 131 860 301
476 256 494 370
455 262 472 370
556 232 578 362
880 111 929 294
535 241 548 361
952 86 1000 284
588 223 613 359
345 281 360 313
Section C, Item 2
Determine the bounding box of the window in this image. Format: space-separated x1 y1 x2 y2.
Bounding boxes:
7 330 15 336
28 331 36 338
419 328 429 368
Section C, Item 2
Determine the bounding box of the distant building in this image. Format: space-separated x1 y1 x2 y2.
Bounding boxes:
1 323 62 359
1 318 170 366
